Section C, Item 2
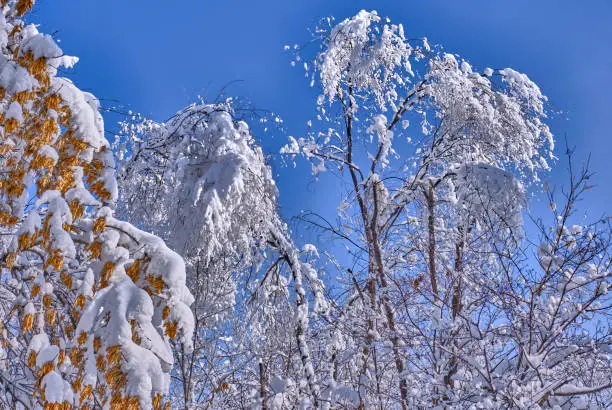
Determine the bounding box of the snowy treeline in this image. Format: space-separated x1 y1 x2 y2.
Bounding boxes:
0 3 609 409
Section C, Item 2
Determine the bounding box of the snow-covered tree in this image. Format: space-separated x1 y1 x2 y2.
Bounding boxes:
282 10 609 409
115 100 327 409
0 2 193 408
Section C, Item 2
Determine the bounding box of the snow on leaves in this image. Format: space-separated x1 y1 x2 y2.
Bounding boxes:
0 2 193 409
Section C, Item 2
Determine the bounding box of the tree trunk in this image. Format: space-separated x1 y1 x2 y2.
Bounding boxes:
259 361 267 410
426 183 438 297
444 238 464 390
370 179 408 410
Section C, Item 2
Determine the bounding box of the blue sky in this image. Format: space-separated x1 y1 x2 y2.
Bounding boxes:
34 0 611 238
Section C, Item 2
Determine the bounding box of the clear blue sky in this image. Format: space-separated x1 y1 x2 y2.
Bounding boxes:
34 0 612 235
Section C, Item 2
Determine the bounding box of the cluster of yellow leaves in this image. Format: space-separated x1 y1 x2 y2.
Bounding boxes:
21 311 33 333
42 402 72 410
28 339 72 410
144 272 179 340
